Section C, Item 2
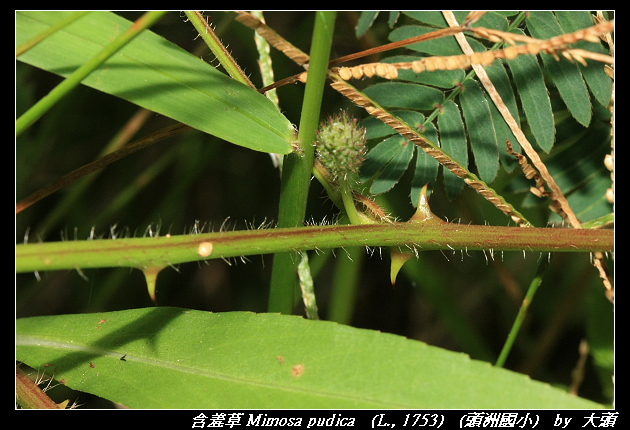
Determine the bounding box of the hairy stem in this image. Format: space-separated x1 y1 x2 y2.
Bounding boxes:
16 366 66 409
184 11 255 89
16 223 613 274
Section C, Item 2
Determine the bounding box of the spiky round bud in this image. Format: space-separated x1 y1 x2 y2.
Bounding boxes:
314 111 367 184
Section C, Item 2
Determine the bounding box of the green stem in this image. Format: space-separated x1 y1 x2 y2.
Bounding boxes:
340 181 362 225
495 256 550 368
16 223 613 273
268 12 336 314
16 11 166 136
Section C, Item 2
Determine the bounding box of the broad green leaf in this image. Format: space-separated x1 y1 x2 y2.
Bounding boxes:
506 29 555 152
459 79 499 183
16 11 295 154
554 11 612 107
526 12 592 127
363 82 444 111
16 308 603 408
438 101 467 200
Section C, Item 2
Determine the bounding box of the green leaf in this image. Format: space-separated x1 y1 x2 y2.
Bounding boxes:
484 60 522 169
508 113 612 224
387 11 400 28
362 110 424 141
554 11 612 107
16 11 295 154
544 123 613 222
438 101 467 200
459 79 499 183
402 11 509 31
506 29 555 152
410 121 440 205
361 110 425 195
372 139 415 195
363 82 444 111
362 135 414 195
16 308 603 408
401 11 448 27
526 12 592 127
389 25 486 56
355 11 379 38
360 135 401 180
462 11 509 31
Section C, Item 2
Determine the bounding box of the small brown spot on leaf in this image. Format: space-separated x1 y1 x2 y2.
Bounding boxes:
292 363 304 377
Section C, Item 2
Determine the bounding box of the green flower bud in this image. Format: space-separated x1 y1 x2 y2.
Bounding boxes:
315 111 367 185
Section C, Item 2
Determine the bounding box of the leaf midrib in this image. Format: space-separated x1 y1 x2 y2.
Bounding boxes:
16 334 406 408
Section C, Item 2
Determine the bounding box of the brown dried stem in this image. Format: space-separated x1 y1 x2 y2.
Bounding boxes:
333 44 613 82
505 140 567 219
235 11 310 66
470 19 614 59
